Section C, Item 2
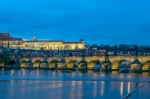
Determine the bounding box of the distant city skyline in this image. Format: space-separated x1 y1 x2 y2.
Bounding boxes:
0 0 150 45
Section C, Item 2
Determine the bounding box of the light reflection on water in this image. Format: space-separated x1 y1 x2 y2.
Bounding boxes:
120 82 123 96
128 82 131 93
0 70 150 99
93 81 97 98
100 81 105 96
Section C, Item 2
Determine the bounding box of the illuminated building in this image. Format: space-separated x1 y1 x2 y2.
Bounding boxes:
0 33 85 50
0 33 23 49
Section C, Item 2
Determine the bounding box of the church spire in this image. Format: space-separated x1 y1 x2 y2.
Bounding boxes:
32 36 37 41
61 50 65 61
44 54 47 61
80 38 84 43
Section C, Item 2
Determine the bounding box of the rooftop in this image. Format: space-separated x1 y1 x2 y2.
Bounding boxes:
0 38 23 41
24 40 63 42
0 33 10 38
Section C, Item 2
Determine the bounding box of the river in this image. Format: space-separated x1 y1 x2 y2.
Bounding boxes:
0 70 150 99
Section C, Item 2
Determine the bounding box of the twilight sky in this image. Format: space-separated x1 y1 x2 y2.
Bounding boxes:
0 0 150 45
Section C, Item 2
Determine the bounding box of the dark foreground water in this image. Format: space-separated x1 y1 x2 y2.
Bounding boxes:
0 70 150 99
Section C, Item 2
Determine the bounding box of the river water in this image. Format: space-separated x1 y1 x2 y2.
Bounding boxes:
0 70 150 99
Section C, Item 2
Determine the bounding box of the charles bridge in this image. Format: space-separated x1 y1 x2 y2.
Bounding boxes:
19 56 150 71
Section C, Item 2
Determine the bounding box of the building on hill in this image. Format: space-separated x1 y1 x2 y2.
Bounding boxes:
0 33 85 50
0 33 23 48
0 33 11 38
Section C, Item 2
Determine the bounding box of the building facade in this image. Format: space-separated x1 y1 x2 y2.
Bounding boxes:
0 33 85 50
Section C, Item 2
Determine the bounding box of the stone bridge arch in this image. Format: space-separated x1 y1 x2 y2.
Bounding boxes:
20 57 43 63
138 56 150 64
20 60 27 68
33 60 41 68
49 60 59 68
85 56 104 63
65 57 82 63
109 56 134 63
19 56 150 71
87 60 100 69
142 61 150 71
67 60 79 69
48 57 60 63
112 60 131 70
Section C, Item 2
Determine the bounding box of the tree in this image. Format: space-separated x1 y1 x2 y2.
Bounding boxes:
1 49 10 65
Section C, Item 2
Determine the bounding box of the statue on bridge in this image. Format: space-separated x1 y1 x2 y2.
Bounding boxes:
102 51 111 71
57 55 67 70
78 50 87 71
25 51 33 69
40 54 49 69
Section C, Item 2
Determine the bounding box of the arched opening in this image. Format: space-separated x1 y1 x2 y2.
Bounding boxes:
118 60 131 72
142 61 150 71
78 60 87 71
20 60 27 68
102 61 111 70
40 61 48 69
57 60 67 69
112 60 130 70
87 60 100 69
25 60 33 68
67 60 78 69
49 60 58 68
33 60 41 68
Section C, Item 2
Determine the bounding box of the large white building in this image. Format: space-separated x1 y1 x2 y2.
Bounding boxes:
0 33 85 50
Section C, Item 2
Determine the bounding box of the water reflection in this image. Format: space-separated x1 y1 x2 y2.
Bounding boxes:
78 81 83 99
128 82 131 94
36 70 39 77
70 81 76 99
0 70 150 99
93 81 97 98
0 80 148 99
18 70 21 75
100 81 105 96
120 82 123 96
23 69 26 76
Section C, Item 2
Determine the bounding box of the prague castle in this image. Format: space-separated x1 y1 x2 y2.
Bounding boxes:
0 33 85 50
